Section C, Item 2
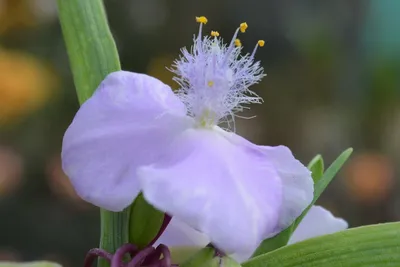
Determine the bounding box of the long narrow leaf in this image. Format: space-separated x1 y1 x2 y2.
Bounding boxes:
252 148 352 257
244 222 400 267
57 2 123 267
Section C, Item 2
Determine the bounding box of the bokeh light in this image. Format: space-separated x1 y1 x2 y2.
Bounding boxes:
46 155 88 209
344 153 395 204
0 146 23 196
0 249 21 261
0 49 57 125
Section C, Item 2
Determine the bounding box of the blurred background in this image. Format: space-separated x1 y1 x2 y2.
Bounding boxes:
0 0 399 266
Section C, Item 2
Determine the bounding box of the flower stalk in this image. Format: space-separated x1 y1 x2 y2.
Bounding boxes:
56 1 124 267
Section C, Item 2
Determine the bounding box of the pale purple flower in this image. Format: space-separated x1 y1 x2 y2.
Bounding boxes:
62 17 314 254
155 205 348 262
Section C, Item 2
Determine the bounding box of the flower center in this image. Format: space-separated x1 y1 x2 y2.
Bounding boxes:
197 109 218 128
170 16 266 130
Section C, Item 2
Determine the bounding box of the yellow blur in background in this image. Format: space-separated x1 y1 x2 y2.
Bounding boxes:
0 48 56 125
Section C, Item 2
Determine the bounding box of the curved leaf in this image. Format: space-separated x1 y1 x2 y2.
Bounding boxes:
57 0 121 104
129 194 164 248
307 154 324 183
244 222 400 267
180 247 215 267
293 148 353 229
57 1 122 267
252 148 352 257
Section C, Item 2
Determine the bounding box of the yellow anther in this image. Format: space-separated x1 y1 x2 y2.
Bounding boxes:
240 22 248 33
208 81 214 87
258 40 265 47
211 31 220 37
196 16 208 24
234 39 242 47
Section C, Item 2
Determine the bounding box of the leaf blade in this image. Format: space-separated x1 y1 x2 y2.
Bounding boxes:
244 222 400 267
129 194 165 248
57 2 122 267
57 0 121 104
307 154 324 183
293 148 353 229
252 148 352 257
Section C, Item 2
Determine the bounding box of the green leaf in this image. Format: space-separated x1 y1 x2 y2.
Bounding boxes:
217 256 242 267
57 0 121 104
179 247 241 267
293 148 353 229
170 247 204 264
180 247 216 267
129 194 165 248
57 1 122 267
251 148 352 257
0 262 61 267
243 222 400 267
250 226 293 258
307 154 324 183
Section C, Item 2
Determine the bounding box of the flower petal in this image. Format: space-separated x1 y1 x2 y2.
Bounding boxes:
288 205 348 244
223 132 314 236
155 217 209 248
156 208 345 263
260 146 314 235
138 127 283 253
62 71 191 211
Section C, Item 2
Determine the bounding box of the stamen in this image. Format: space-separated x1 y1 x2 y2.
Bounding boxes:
234 39 242 47
212 43 217 74
250 39 265 59
240 22 248 33
171 18 265 128
226 28 240 52
196 16 208 41
210 30 220 74
211 31 220 37
223 23 246 65
196 16 208 24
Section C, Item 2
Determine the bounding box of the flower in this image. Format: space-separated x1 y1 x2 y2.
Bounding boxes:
155 205 348 263
62 17 314 254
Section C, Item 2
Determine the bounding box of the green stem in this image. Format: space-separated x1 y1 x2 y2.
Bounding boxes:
99 208 130 267
56 1 126 267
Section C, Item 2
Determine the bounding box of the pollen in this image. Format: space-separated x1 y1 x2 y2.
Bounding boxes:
196 16 208 24
171 17 265 127
211 31 220 37
240 22 248 33
258 40 265 47
234 39 242 47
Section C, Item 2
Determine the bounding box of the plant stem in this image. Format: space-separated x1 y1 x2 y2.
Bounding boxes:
56 1 126 266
